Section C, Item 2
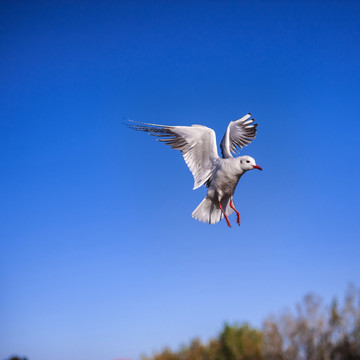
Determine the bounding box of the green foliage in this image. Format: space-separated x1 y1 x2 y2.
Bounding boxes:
141 324 263 360
218 323 263 360
143 285 360 360
8 287 360 360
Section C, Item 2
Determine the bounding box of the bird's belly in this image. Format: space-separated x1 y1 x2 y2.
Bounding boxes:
208 171 240 199
219 178 238 194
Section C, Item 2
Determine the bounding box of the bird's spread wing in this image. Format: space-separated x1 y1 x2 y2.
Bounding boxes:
127 121 219 189
220 113 258 158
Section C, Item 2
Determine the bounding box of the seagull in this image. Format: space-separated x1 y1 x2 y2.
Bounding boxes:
127 113 262 227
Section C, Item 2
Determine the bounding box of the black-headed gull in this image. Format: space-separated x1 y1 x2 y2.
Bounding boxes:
128 113 262 227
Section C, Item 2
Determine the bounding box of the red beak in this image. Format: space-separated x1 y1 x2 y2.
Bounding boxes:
252 165 262 171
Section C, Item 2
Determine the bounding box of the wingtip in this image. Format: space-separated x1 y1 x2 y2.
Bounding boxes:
123 118 138 128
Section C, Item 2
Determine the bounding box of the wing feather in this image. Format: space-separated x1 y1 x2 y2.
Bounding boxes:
220 113 258 158
127 120 219 189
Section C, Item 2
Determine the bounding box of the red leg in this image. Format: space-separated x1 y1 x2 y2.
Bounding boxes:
230 199 241 226
218 201 231 228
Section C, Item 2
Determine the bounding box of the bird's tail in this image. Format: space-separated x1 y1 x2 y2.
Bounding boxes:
192 197 234 224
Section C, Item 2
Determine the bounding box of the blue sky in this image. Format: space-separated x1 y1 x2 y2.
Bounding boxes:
1 1 359 359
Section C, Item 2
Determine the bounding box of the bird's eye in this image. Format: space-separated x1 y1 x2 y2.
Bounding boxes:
246 160 250 163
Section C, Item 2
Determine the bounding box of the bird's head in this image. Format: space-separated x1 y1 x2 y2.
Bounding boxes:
239 156 262 172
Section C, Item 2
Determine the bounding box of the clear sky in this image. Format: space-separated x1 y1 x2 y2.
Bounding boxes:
1 1 359 360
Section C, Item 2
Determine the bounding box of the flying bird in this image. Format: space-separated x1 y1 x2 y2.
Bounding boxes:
127 113 262 227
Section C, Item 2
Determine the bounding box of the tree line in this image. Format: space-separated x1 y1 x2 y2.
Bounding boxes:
6 285 360 360
142 285 360 360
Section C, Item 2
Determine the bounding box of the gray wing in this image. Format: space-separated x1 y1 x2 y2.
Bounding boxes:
220 113 258 158
127 120 219 190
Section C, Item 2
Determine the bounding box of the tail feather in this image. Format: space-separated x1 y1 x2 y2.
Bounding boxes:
192 197 234 224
